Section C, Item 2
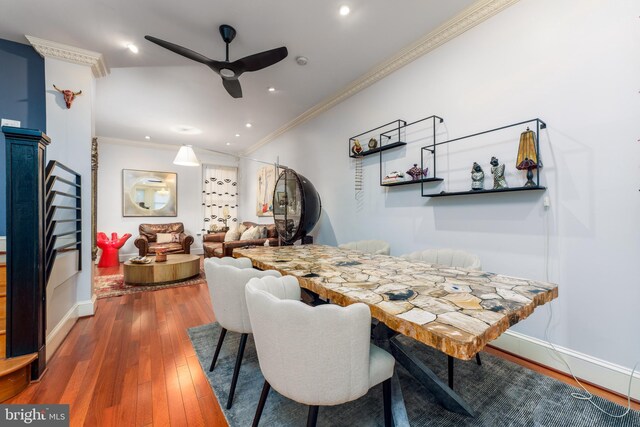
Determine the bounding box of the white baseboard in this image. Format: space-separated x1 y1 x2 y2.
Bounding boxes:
46 303 78 362
491 330 640 400
77 294 97 317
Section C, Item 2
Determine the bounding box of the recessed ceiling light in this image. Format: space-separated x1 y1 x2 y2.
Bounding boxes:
235 133 240 137
268 87 275 92
126 43 139 54
226 142 231 146
339 5 350 16
170 125 202 135
245 123 252 128
144 135 151 140
295 56 308 66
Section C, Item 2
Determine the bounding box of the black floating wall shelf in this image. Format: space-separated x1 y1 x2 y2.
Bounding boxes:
381 177 444 188
421 118 547 198
348 119 406 158
379 115 444 187
425 186 546 198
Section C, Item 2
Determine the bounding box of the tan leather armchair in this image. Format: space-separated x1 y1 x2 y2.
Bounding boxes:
134 222 194 256
202 231 226 258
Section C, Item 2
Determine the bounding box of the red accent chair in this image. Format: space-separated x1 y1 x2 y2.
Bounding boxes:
97 232 132 267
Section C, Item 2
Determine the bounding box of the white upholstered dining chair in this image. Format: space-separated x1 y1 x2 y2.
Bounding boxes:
245 275 395 427
401 248 482 270
338 239 391 255
203 257 282 409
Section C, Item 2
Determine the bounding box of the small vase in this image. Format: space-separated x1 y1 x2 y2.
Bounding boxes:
155 251 167 262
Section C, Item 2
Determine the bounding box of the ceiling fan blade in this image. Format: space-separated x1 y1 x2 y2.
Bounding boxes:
233 47 288 73
145 35 212 65
222 78 243 98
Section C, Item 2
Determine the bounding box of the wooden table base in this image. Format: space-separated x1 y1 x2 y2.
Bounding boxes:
123 254 200 285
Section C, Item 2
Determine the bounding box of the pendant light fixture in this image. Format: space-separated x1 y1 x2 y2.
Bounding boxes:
173 145 200 166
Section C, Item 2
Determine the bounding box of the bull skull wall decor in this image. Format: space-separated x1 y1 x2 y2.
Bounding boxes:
53 85 82 109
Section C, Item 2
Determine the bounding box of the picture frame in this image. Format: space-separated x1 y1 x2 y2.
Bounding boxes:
122 169 177 217
256 165 279 217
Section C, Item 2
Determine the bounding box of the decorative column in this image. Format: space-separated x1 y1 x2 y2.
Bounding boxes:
91 137 98 261
2 126 49 379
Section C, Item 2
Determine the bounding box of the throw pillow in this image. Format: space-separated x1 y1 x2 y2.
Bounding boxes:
250 226 263 240
260 226 268 238
237 223 248 234
224 229 241 242
157 233 174 243
240 226 257 241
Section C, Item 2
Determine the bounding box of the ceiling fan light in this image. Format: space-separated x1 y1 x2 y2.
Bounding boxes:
126 43 139 54
173 145 200 166
339 5 350 16
220 68 235 78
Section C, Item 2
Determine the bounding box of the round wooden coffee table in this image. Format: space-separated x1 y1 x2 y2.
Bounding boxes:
123 254 200 285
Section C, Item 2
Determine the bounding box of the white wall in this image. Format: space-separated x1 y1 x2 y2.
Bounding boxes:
239 0 640 395
44 57 95 359
97 139 238 259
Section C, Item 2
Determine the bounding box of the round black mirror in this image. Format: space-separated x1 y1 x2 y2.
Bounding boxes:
272 169 321 244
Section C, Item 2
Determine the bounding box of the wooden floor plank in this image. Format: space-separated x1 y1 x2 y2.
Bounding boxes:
136 381 153 427
59 359 90 405
186 355 213 400
177 363 206 427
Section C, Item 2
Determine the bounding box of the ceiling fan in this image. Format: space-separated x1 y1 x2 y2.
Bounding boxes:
145 25 288 99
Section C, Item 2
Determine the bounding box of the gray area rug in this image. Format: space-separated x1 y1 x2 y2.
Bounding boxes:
188 323 639 426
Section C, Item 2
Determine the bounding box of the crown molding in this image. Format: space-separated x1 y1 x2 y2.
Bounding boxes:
244 0 520 155
25 35 109 78
97 136 242 160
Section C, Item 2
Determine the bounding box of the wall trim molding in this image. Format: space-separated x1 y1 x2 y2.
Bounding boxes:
45 303 78 362
77 294 97 317
243 0 521 155
25 35 109 78
492 330 640 400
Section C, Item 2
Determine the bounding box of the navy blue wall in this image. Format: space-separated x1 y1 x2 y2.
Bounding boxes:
0 39 46 236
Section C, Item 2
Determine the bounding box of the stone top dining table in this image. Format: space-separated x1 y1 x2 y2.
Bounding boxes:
234 244 558 361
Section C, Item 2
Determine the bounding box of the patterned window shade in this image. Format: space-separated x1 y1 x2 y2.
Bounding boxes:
202 165 238 232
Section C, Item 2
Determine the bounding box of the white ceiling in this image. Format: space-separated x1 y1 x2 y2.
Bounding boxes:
0 0 476 152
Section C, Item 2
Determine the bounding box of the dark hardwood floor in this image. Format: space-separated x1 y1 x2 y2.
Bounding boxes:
8 271 226 426
7 261 637 426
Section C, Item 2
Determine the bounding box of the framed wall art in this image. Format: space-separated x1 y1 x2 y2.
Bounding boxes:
256 165 280 217
122 169 177 217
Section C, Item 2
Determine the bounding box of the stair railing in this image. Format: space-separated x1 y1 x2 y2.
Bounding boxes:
44 161 82 284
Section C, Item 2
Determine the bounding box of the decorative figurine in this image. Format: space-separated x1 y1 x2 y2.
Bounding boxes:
53 85 82 109
351 139 363 156
382 171 405 184
368 138 378 149
406 164 424 181
471 162 484 191
490 156 508 189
